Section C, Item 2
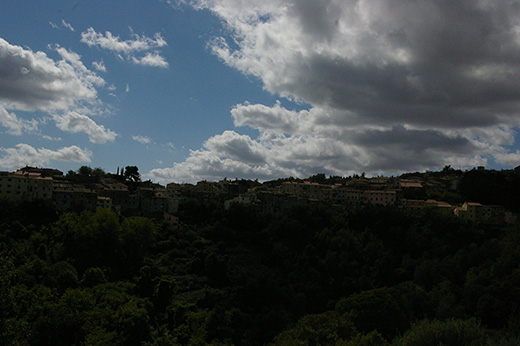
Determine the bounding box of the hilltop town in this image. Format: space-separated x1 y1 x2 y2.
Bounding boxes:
1 165 519 226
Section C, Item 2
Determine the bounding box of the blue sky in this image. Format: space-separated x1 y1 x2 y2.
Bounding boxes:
1 1 520 183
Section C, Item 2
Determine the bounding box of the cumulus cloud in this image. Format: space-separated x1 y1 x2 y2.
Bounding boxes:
152 0 520 182
150 131 294 183
494 150 520 166
150 124 488 183
81 27 169 68
0 105 39 135
231 101 304 134
201 0 520 128
0 38 104 112
53 111 117 144
0 143 91 169
132 135 152 144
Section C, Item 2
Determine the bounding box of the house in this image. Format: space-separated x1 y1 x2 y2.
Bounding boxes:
280 181 323 200
0 171 54 202
97 196 112 210
363 190 397 206
346 189 364 206
454 202 506 224
399 179 423 189
164 212 179 228
224 194 259 209
402 199 426 211
52 180 74 211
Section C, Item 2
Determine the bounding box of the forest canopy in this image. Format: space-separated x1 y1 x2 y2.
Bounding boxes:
1 196 520 345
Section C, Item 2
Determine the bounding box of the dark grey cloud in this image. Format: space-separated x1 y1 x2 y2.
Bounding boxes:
207 0 520 127
352 125 478 171
355 126 473 150
204 130 268 165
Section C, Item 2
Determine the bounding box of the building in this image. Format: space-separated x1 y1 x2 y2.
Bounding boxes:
97 196 113 210
280 181 323 200
454 202 506 224
363 190 397 206
224 194 259 209
0 171 54 202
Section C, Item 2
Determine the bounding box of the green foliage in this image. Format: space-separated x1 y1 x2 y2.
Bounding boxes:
271 311 356 346
335 283 428 338
78 165 94 176
81 267 107 287
392 318 486 346
2 195 520 345
0 257 15 345
337 331 389 346
121 217 156 273
68 165 106 178
43 261 79 292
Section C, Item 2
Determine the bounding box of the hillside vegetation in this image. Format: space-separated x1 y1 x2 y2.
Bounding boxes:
1 194 520 345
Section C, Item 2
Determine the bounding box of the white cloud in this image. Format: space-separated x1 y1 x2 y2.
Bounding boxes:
131 52 169 68
494 150 520 167
0 143 91 170
132 135 152 144
92 60 106 72
150 100 508 183
61 20 75 32
0 105 39 135
0 38 104 112
81 27 167 53
54 45 105 88
42 135 62 141
149 130 301 183
53 111 117 144
81 27 168 68
165 142 176 150
49 20 75 31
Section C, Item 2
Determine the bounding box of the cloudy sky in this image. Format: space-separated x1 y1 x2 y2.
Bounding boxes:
1 0 520 183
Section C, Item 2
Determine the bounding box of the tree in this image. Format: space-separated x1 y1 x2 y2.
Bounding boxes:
124 166 141 182
0 257 14 345
270 311 357 346
58 209 122 274
78 166 93 177
92 167 106 177
392 318 486 346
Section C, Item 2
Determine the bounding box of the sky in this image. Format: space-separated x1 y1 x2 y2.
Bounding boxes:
1 0 520 183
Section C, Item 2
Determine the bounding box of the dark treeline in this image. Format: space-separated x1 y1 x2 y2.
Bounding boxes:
1 195 520 345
